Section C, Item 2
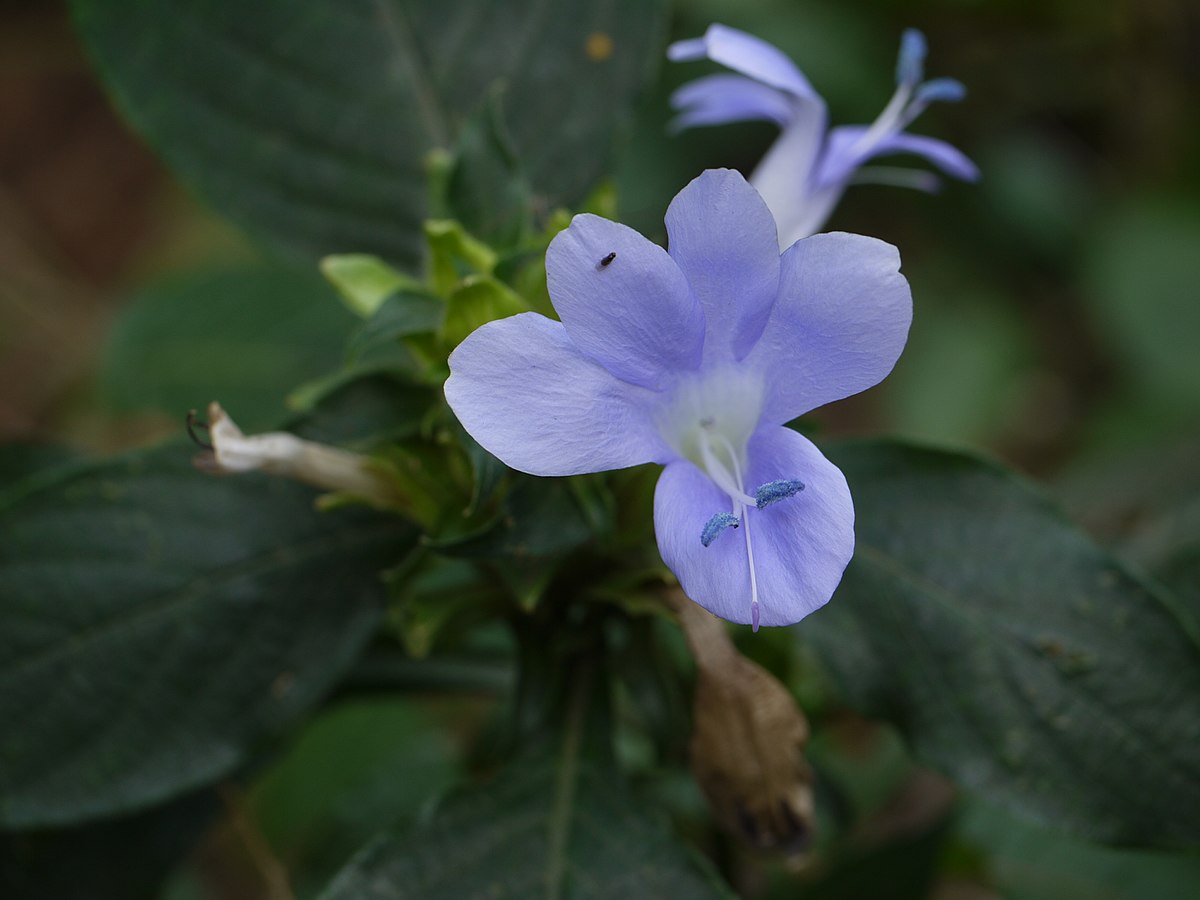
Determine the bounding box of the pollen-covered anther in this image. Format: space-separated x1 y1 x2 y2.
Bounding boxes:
701 511 740 547
754 478 805 509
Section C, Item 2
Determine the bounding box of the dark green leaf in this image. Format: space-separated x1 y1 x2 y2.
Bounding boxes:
956 798 1200 900
318 755 734 899
100 266 354 432
71 0 668 266
0 444 78 486
289 370 437 449
461 428 506 515
0 790 215 900
1156 547 1200 619
1057 434 1200 621
430 477 595 560
250 699 459 899
0 444 417 828
803 440 1200 848
344 289 445 370
445 87 532 248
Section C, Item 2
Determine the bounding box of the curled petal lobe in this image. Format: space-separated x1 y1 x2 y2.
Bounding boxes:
654 427 853 627
547 214 705 390
668 24 818 100
896 28 927 87
915 77 967 105
445 313 670 476
666 169 781 361
670 74 797 130
749 232 912 424
869 132 980 182
818 126 978 187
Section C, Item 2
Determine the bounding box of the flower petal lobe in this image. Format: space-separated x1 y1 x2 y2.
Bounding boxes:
655 427 853 627
750 232 912 424
547 214 706 389
446 313 669 476
666 169 781 361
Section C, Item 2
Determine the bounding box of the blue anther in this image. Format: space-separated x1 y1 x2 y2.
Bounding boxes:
896 28 927 87
701 511 740 547
755 478 805 509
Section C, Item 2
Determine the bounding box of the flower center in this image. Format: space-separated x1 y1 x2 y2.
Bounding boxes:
657 367 765 485
658 369 771 628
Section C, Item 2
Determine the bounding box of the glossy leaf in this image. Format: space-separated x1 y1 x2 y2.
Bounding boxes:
803 440 1200 848
0 445 417 828
71 0 668 266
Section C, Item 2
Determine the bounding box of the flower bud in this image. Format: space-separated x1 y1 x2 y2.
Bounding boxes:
668 589 814 855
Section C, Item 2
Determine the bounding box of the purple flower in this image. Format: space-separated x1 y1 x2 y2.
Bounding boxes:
445 170 911 629
669 25 979 249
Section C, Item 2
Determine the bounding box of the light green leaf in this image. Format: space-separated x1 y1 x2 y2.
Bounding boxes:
440 276 527 348
804 440 1200 848
0 444 417 828
425 219 499 295
71 0 668 267
321 254 422 319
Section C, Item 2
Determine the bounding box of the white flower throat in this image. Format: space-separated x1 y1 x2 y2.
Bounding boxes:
658 369 805 630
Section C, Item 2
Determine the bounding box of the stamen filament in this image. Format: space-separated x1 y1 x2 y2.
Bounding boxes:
698 431 756 507
847 84 912 160
700 427 762 630
741 501 761 632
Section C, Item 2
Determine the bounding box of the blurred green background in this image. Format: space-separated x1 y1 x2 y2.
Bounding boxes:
2 0 1198 898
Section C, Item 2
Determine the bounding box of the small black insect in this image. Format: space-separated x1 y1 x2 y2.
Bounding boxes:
597 251 617 269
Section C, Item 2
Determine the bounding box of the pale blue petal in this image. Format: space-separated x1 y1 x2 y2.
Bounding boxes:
668 24 819 99
654 426 853 627
816 126 978 187
813 125 875 188
748 232 912 424
664 169 780 362
669 74 797 130
546 213 706 390
871 132 980 181
915 77 966 105
446 313 672 476
749 107 834 246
